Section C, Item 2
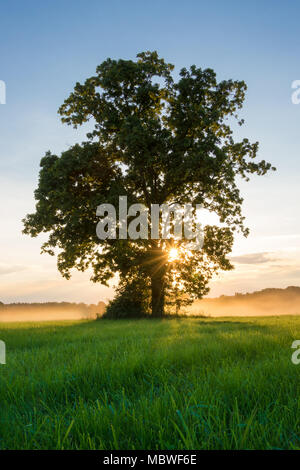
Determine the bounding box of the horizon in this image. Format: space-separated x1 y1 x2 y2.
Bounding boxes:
2 285 300 321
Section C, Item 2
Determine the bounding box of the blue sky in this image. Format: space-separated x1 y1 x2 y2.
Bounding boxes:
0 0 300 303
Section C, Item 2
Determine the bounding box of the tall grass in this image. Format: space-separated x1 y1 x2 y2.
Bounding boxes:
0 316 300 449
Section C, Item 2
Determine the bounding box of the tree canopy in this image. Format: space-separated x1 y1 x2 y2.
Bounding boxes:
23 51 274 316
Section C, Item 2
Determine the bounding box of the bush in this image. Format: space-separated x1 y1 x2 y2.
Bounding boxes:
103 281 150 319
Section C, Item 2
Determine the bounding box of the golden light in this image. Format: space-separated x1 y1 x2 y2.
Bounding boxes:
168 247 179 262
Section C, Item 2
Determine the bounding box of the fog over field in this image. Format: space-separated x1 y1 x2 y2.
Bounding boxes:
0 302 106 322
1 287 300 321
186 286 300 317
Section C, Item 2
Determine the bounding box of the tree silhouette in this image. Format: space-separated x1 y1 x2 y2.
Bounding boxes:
23 51 274 317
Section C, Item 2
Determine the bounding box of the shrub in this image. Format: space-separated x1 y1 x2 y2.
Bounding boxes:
103 280 150 319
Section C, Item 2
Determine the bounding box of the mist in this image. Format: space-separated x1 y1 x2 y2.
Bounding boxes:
185 286 300 317
0 301 106 322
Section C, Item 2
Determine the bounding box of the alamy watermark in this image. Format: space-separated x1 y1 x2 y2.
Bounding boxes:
0 341 5 364
96 196 204 251
291 340 300 364
0 80 6 104
291 80 300 104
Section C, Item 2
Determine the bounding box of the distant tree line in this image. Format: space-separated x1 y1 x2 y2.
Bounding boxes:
0 301 106 318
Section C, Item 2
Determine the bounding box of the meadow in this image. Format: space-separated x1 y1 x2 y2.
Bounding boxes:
1 316 300 450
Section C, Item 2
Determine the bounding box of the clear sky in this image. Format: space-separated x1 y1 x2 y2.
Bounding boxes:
0 0 300 303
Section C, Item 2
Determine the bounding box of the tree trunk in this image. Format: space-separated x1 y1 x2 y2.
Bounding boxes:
151 274 165 317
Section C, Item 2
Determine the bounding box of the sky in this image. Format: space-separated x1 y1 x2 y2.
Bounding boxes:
0 0 300 303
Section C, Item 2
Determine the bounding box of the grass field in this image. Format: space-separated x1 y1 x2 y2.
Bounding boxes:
1 316 300 450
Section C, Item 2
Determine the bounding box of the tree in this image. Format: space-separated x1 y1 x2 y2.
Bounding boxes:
23 51 274 317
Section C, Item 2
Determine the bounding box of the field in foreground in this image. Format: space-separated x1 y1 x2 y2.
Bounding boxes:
1 316 300 450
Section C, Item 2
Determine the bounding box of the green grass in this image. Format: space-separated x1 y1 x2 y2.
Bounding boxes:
1 316 300 449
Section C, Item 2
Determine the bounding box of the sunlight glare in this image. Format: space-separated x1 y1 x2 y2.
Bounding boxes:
168 247 179 262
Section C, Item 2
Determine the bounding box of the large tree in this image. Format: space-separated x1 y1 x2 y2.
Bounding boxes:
23 51 274 317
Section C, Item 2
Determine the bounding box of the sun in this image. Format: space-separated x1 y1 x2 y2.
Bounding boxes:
168 247 179 262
